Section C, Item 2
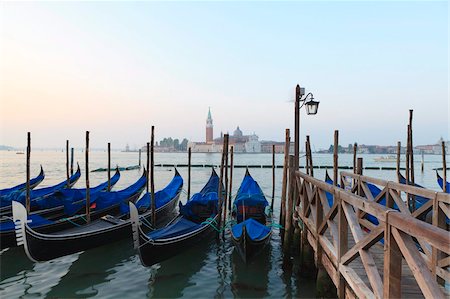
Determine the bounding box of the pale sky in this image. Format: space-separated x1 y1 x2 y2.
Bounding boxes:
0 1 448 150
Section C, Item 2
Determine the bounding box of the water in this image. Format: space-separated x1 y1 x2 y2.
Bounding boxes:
0 151 447 298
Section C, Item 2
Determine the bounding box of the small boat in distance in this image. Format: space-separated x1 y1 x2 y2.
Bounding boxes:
373 155 402 162
231 169 272 263
16 152 24 155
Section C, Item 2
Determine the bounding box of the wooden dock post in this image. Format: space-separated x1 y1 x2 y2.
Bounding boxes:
151 126 156 227
26 132 31 213
66 140 70 187
222 135 229 237
146 142 150 193
406 124 411 210
107 142 111 191
283 155 295 253
217 134 228 231
421 151 424 173
188 147 191 200
306 136 313 176
70 147 74 176
353 142 358 174
305 140 310 175
271 144 275 210
357 157 363 175
333 130 339 186
397 141 401 182
280 129 290 241
442 141 447 193
228 146 234 211
138 149 141 168
409 110 416 211
85 131 91 223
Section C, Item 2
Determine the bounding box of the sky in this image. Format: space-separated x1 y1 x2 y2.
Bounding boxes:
0 1 448 150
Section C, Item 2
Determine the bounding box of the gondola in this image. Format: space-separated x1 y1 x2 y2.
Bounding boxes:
397 172 429 209
0 166 45 203
436 171 450 193
0 165 81 216
230 169 272 263
130 168 220 267
13 169 182 262
3 171 146 250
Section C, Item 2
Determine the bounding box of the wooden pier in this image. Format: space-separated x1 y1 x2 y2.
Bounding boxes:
287 162 450 298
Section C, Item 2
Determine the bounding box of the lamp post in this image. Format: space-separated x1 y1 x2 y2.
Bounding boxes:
294 84 320 169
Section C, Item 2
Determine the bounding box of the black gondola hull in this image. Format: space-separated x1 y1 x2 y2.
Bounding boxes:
231 225 271 263
137 215 219 267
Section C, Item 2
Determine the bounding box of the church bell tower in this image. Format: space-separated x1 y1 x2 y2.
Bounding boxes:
206 107 213 143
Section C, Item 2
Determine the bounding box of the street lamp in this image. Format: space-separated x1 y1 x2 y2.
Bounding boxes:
294 84 320 169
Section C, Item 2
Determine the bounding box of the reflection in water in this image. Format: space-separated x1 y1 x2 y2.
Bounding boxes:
46 239 134 298
0 248 34 282
230 243 271 298
148 239 211 298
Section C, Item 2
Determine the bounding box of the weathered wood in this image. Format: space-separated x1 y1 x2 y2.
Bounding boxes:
217 134 227 230
151 126 156 227
228 146 234 210
383 218 402 299
70 147 74 176
222 136 229 237
333 130 339 187
271 144 275 210
421 151 424 173
409 110 415 211
442 141 447 193
85 131 90 223
337 191 348 298
397 141 401 182
283 155 295 252
392 226 446 299
138 149 141 167
305 141 310 175
307 135 314 177
353 143 357 175
107 142 111 191
406 124 411 210
26 132 31 213
66 140 70 187
146 142 150 193
188 147 191 200
280 129 290 236
341 226 384 265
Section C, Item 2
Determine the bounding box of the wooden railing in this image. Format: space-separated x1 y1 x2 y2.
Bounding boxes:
293 170 450 299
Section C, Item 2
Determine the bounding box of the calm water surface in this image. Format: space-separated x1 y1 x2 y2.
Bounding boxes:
0 151 447 298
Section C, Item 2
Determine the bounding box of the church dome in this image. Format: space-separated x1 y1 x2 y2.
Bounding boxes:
233 126 243 137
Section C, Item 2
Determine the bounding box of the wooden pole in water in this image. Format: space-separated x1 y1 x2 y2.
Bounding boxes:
85 131 91 223
421 151 424 173
188 147 191 200
66 140 70 187
442 141 447 193
70 147 74 176
271 144 275 210
138 149 141 168
26 132 31 213
228 145 234 211
222 135 229 235
307 135 314 177
217 134 227 230
353 143 358 174
406 124 411 210
396 141 401 182
146 142 150 193
151 126 156 227
333 130 339 187
409 110 416 210
283 155 295 252
280 129 290 238
107 142 111 191
357 158 363 175
305 140 310 175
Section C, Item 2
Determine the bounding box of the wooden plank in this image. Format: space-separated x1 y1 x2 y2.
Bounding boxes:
319 235 338 267
339 264 375 299
392 227 446 299
438 201 450 219
341 201 383 298
338 192 349 299
438 256 450 268
341 226 384 265
321 252 339 286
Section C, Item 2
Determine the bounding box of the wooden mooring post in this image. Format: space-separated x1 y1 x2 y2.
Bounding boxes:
228 146 234 211
138 149 141 168
443 141 447 193
271 144 275 210
217 134 228 231
66 140 70 187
151 126 156 227
283 155 295 253
85 131 91 223
188 147 191 200
107 142 111 191
26 132 31 213
280 129 290 241
397 141 401 182
146 142 150 193
222 136 229 239
70 147 74 176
